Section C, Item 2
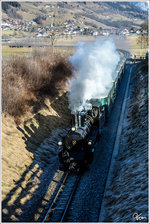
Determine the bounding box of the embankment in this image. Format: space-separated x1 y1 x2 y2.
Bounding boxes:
100 60 148 222
2 52 72 221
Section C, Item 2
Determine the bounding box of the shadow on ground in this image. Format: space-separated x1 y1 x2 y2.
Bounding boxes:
2 93 71 222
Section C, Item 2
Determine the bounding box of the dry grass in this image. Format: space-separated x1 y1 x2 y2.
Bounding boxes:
2 93 71 222
2 45 33 58
128 34 148 57
2 50 73 214
2 51 72 122
2 45 75 59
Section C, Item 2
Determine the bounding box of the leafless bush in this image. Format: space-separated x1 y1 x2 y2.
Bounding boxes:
2 53 72 120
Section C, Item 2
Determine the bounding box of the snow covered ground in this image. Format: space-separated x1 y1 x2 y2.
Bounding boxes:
100 61 148 222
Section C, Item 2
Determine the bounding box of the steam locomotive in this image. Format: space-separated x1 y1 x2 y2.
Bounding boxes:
58 58 126 172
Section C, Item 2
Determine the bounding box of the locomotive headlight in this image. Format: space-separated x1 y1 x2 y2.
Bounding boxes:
58 141 62 146
72 127 75 131
72 140 76 146
88 141 92 145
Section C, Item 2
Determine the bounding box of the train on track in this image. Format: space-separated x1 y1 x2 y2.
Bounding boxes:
58 58 126 172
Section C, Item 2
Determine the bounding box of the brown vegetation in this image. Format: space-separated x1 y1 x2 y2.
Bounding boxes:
2 51 73 220
2 93 71 221
2 52 72 121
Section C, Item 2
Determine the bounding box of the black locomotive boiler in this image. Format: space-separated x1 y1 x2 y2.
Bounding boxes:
58 101 105 172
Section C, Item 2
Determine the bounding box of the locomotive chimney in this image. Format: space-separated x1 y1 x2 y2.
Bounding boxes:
75 113 78 130
78 112 81 127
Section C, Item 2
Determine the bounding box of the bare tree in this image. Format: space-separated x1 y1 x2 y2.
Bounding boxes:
50 32 57 52
49 5 61 52
137 21 148 57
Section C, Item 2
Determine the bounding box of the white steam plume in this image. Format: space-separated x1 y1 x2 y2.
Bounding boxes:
68 38 120 114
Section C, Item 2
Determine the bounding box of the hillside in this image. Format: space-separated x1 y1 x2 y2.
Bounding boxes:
2 1 147 31
2 50 72 206
2 93 71 222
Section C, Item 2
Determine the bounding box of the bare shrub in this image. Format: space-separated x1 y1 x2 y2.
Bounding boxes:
2 53 72 120
2 71 36 118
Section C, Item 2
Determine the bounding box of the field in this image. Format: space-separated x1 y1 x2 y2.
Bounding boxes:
2 45 33 58
128 34 148 56
2 34 147 59
2 45 75 58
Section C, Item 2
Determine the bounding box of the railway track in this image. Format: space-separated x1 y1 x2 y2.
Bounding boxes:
39 171 81 222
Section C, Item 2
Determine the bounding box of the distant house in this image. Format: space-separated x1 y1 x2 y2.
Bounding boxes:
136 30 141 34
102 32 109 36
1 22 11 30
36 33 43 37
32 20 36 25
93 31 99 36
143 30 148 34
121 29 129 35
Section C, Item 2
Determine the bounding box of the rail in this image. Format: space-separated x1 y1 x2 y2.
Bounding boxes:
41 172 81 222
41 172 69 222
60 175 81 222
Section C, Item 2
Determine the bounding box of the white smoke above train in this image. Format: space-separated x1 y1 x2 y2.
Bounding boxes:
67 38 120 114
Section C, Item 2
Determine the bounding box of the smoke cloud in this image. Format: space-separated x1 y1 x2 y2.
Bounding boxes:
68 38 120 114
